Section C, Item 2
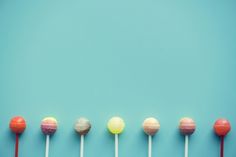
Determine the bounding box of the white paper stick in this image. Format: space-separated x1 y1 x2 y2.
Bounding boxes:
148 135 152 157
115 134 118 157
45 135 50 157
80 135 84 157
185 135 188 157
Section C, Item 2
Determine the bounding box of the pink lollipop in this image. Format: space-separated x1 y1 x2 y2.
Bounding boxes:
41 117 58 157
179 117 196 157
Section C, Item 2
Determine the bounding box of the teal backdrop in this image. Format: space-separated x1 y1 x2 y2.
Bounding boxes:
0 0 236 157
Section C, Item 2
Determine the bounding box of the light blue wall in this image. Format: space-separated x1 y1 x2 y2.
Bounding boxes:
0 0 236 157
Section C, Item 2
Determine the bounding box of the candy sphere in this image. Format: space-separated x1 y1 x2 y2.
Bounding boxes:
142 117 160 136
74 118 91 135
41 117 58 135
179 117 196 135
107 117 125 134
214 118 231 136
9 116 26 134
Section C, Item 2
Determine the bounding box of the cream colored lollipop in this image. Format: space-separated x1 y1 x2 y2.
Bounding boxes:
143 117 160 136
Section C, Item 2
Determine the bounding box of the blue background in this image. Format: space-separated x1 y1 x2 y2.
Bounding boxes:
0 0 236 157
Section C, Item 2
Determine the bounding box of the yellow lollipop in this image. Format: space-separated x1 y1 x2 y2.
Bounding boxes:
107 116 125 157
107 117 125 134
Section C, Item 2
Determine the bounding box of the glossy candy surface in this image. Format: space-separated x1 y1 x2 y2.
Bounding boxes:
143 117 160 136
74 117 91 135
41 117 58 135
214 119 231 136
9 116 26 134
179 117 196 135
107 117 125 134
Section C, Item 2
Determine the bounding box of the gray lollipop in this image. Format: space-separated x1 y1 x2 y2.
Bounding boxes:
74 117 91 157
74 118 91 135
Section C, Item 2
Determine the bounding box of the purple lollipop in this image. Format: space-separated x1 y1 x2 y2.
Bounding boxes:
41 117 58 157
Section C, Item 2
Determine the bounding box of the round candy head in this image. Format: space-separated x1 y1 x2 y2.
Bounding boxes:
9 116 26 134
142 117 160 136
179 117 196 135
74 118 91 135
107 117 125 134
214 118 231 136
41 117 58 135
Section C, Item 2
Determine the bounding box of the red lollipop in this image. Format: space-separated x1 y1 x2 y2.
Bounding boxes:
213 118 231 157
10 116 26 134
9 116 26 157
214 119 231 136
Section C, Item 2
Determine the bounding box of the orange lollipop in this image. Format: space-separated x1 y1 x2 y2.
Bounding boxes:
214 119 231 157
9 116 26 157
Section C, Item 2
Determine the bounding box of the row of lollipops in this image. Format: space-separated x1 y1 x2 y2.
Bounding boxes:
9 116 231 157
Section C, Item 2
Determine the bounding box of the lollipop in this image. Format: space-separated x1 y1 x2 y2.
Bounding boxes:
214 118 231 157
179 117 196 157
107 117 125 157
74 118 91 157
143 117 160 157
41 117 58 157
9 116 26 157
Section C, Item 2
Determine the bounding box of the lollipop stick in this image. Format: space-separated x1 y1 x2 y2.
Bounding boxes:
45 135 50 157
148 135 152 157
80 135 84 157
15 134 19 157
115 134 118 157
220 136 224 157
185 135 188 157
